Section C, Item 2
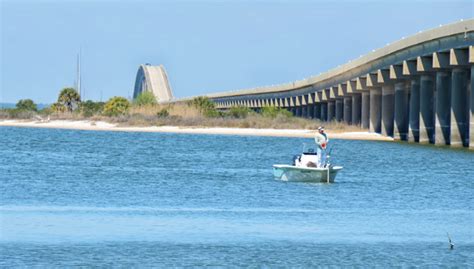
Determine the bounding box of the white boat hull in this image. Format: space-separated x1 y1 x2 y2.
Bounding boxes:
273 165 343 183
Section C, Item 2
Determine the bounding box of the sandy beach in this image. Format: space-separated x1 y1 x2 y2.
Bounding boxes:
0 119 394 141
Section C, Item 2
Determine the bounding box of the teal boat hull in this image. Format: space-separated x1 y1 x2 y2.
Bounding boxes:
272 165 343 183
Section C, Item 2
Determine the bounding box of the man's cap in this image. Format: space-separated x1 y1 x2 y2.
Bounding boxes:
318 126 325 131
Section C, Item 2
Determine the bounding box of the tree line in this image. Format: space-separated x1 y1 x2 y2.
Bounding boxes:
3 87 293 120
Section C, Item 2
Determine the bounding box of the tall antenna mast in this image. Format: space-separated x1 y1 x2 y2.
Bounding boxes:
76 48 82 99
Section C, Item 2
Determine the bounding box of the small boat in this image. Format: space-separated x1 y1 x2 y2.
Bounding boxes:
273 145 343 183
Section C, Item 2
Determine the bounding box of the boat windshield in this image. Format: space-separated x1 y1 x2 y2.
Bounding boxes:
302 143 316 154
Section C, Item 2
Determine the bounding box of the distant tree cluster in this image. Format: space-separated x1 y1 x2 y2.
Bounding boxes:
16 99 37 111
47 87 133 117
0 99 40 118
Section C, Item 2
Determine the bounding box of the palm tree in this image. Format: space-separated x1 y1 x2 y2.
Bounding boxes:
58 87 81 112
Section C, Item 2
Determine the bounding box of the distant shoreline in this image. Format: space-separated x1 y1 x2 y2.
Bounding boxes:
0 119 394 141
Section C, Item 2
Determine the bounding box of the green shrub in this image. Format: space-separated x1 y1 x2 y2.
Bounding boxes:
134 91 157 106
3 108 35 119
188 96 215 110
104 97 130 116
260 106 293 118
156 108 169 118
81 100 105 117
16 99 37 111
203 109 223 118
227 106 251 119
188 96 221 118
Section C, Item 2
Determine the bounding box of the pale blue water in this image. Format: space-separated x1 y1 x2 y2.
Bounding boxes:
1 126 473 267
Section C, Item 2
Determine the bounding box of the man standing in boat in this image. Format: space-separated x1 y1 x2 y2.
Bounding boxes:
314 126 329 167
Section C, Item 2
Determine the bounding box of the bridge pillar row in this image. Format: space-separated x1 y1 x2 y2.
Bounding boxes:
370 87 382 133
361 92 370 129
408 78 421 142
335 99 344 122
450 68 470 147
328 101 336 121
435 71 452 145
352 93 362 126
419 75 436 144
382 85 395 137
343 96 352 124
394 81 409 141
320 102 328 122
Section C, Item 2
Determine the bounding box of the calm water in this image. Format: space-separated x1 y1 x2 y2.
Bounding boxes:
1 126 473 267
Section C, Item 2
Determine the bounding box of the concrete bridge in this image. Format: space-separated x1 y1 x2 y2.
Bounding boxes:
134 64 174 102
206 20 474 148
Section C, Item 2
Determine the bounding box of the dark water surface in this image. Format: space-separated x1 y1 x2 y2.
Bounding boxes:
1 127 473 267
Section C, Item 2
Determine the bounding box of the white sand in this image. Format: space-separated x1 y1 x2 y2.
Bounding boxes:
0 119 394 141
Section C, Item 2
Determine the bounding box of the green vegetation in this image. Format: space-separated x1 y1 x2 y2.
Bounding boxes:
0 99 38 119
187 96 222 118
104 96 130 116
50 102 66 113
0 87 361 132
81 100 105 117
134 91 157 106
261 106 293 118
58 87 81 112
156 108 169 118
16 99 37 111
228 106 252 119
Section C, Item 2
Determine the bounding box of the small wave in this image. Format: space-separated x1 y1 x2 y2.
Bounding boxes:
0 205 471 215
0 205 322 214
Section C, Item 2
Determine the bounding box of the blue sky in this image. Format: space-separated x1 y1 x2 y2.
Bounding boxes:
1 0 472 104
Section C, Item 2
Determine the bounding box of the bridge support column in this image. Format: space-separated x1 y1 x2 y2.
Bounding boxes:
361 92 370 129
336 99 344 122
307 104 314 119
435 71 452 145
451 68 470 147
419 75 435 144
470 66 474 149
314 103 321 120
320 103 328 121
409 78 420 142
352 94 361 126
382 85 395 137
296 106 302 117
370 88 382 133
301 105 307 118
394 82 409 141
328 101 335 121
343 96 352 124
